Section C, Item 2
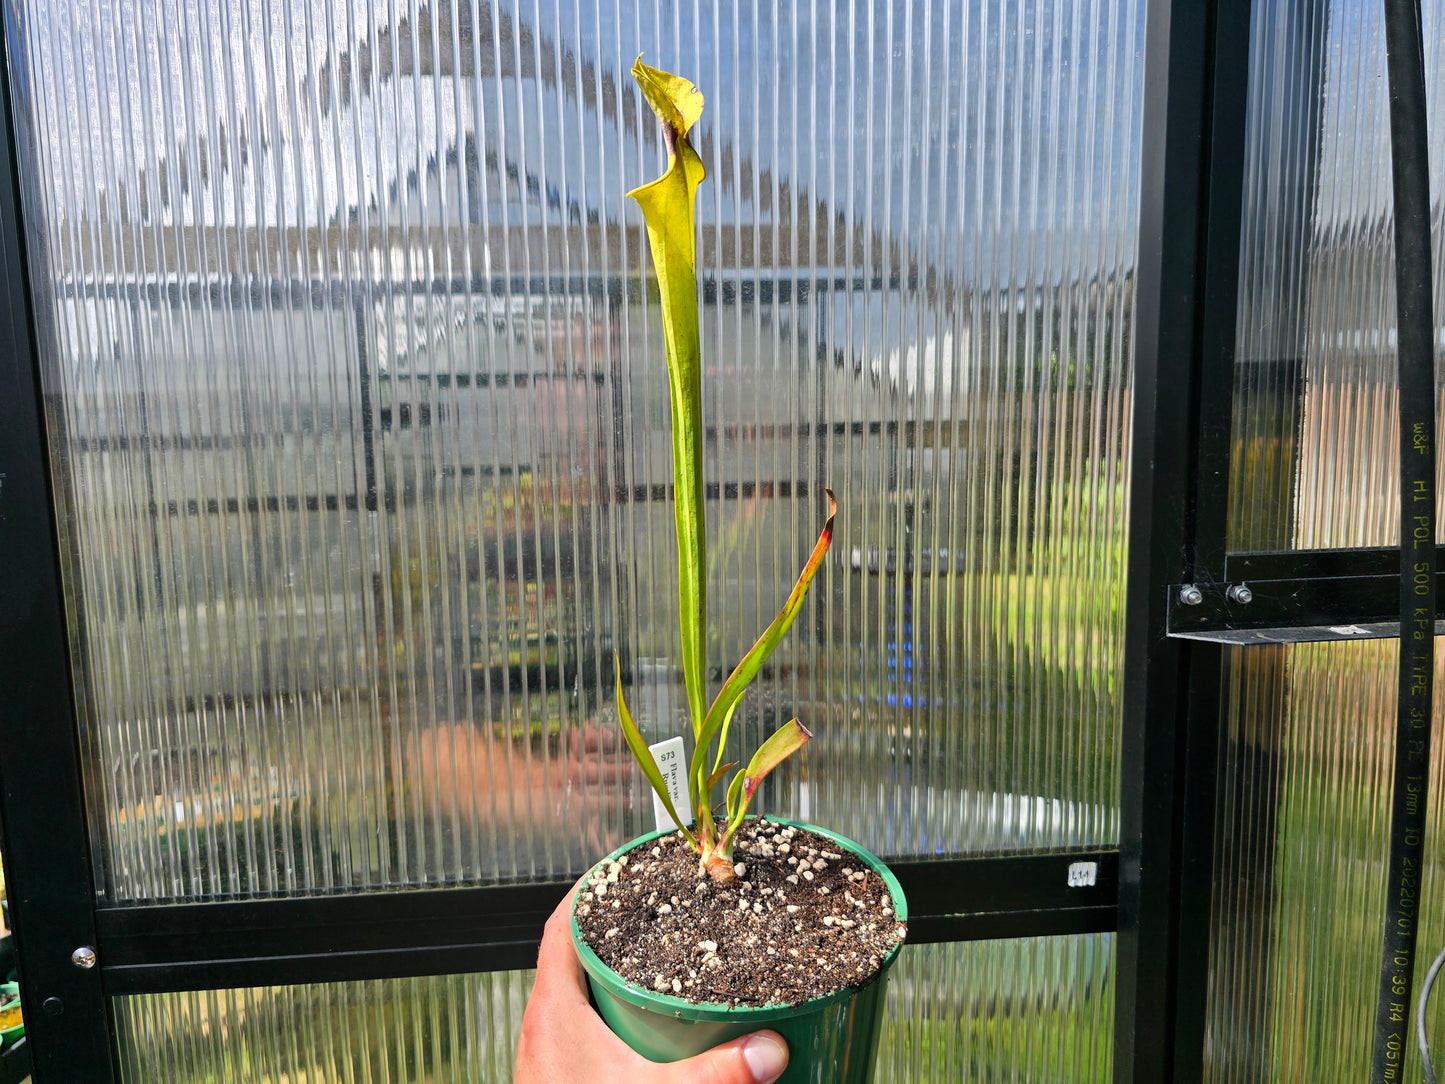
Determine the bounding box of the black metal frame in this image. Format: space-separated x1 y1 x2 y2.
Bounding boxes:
1118 0 1255 1080
0 0 1422 1080
93 852 1118 994
0 10 115 1082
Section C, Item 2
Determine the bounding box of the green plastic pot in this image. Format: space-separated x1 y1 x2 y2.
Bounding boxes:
571 819 907 1083
0 982 23 1050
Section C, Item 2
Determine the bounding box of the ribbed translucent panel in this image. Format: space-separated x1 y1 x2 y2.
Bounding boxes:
1204 642 1445 1082
8 0 1141 901
876 935 1115 1083
1228 0 1445 551
114 973 530 1083
112 937 1113 1082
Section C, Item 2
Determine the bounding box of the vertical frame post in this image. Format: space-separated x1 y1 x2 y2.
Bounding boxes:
1168 2 1256 1080
0 9 117 1083
1118 0 1253 1079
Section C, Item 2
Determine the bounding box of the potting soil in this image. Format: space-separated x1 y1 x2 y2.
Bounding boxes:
574 819 906 1006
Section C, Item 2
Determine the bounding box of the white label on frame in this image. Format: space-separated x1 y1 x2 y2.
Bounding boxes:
648 736 688 833
1067 861 1098 888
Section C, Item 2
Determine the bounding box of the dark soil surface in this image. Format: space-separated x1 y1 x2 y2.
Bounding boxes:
573 818 906 1007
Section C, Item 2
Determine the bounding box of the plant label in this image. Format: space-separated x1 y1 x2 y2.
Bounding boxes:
648 736 688 832
1067 861 1098 888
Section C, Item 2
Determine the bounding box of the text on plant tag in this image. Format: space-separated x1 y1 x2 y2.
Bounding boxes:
648 736 688 833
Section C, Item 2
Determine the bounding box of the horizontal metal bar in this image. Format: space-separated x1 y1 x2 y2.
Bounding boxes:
1224 546 1434 580
96 851 1118 995
1167 546 1445 642
908 906 1118 944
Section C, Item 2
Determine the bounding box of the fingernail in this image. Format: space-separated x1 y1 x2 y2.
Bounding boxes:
743 1031 788 1082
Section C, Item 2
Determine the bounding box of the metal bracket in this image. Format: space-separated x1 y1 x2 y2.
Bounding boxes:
1166 546 1445 643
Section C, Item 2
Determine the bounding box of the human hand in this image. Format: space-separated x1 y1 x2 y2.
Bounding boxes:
516 876 790 1083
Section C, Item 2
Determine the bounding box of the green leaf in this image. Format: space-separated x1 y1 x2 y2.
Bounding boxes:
724 766 747 826
705 700 739 778
628 57 709 741
722 719 813 840
694 489 836 778
704 760 739 799
612 655 697 848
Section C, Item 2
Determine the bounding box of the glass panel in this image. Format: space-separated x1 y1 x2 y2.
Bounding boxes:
113 935 1114 1082
1204 641 1445 1082
1228 0 1445 552
9 0 1142 901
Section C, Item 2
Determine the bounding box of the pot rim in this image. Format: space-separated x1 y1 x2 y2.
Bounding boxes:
570 817 908 1022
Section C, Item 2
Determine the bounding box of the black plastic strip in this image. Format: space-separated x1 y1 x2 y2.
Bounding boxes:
1373 0 1438 1078
95 852 1119 995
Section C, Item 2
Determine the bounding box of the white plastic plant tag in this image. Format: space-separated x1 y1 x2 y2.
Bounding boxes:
648 736 688 833
1067 861 1098 888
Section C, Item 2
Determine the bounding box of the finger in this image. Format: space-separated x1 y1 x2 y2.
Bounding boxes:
661 1030 789 1084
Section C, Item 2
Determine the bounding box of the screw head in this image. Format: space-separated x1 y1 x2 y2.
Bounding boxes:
1178 585 1204 606
1227 584 1254 605
70 946 96 970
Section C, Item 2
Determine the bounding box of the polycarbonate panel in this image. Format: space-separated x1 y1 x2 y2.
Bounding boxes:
1204 641 1445 1082
876 935 1115 1083
113 936 1114 1083
1228 0 1445 551
114 972 530 1083
9 0 1141 901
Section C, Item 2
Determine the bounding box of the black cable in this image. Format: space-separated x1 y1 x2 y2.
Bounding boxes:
1372 0 1438 1080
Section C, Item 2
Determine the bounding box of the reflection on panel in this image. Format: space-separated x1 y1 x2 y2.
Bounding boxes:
1228 0 1445 551
10 0 1140 901
1204 642 1445 1082
113 936 1114 1083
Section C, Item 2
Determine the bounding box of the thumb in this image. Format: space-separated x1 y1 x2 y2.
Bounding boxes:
666 1030 789 1084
